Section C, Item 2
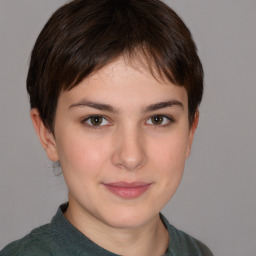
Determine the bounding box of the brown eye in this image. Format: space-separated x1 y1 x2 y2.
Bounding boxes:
90 116 103 126
83 115 110 127
151 115 164 125
146 115 173 126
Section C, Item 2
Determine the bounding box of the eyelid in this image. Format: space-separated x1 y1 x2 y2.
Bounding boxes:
81 115 112 128
80 114 174 129
145 114 175 126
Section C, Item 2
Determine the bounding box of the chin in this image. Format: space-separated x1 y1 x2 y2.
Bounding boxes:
100 207 159 230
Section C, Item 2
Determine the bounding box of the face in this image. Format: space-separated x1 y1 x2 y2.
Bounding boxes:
32 58 197 230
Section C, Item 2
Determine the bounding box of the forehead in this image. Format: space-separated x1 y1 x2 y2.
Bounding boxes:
58 57 188 111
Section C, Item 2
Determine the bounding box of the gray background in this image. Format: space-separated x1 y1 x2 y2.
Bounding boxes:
0 1 255 255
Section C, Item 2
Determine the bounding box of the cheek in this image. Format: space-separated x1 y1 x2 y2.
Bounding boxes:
144 133 189 210
55 130 110 176
149 131 189 168
148 130 189 190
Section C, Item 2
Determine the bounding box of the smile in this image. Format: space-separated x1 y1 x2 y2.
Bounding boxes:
103 182 152 199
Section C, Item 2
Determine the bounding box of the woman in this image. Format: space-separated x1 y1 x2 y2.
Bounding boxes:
1 0 213 255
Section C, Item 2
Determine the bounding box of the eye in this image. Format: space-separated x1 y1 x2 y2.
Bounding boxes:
146 115 173 126
82 115 110 127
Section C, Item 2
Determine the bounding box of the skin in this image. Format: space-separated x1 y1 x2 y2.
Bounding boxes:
31 58 198 256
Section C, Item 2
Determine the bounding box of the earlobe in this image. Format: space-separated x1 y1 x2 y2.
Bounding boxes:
30 109 59 162
186 110 199 159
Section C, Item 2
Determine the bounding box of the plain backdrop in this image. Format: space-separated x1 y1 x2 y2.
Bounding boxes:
0 1 256 255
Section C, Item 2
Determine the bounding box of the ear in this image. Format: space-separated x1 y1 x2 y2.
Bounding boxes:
186 110 199 159
30 108 59 162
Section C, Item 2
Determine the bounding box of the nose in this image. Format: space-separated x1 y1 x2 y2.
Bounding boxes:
112 126 147 171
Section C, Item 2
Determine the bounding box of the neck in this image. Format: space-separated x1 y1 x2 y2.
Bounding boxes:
64 201 169 256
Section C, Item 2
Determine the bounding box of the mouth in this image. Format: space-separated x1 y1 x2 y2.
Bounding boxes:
102 182 152 199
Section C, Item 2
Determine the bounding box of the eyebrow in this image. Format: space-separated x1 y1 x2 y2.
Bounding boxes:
142 100 184 113
69 100 118 113
68 99 184 113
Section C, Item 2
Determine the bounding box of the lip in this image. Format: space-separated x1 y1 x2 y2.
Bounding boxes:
103 182 152 199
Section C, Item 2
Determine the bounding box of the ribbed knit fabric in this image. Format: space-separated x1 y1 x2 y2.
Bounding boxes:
0 203 213 256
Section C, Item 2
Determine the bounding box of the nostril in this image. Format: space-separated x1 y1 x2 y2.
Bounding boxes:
111 136 147 171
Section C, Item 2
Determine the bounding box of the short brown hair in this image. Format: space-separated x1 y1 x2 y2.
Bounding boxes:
27 0 203 132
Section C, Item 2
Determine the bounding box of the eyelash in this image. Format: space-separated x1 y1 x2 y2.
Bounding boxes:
81 114 175 129
81 115 112 129
145 115 174 127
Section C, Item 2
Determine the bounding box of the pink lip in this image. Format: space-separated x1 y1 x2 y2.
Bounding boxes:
103 182 152 199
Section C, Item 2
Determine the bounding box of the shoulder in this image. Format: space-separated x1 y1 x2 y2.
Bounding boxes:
170 228 213 256
171 226 213 255
0 224 55 256
161 214 213 256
